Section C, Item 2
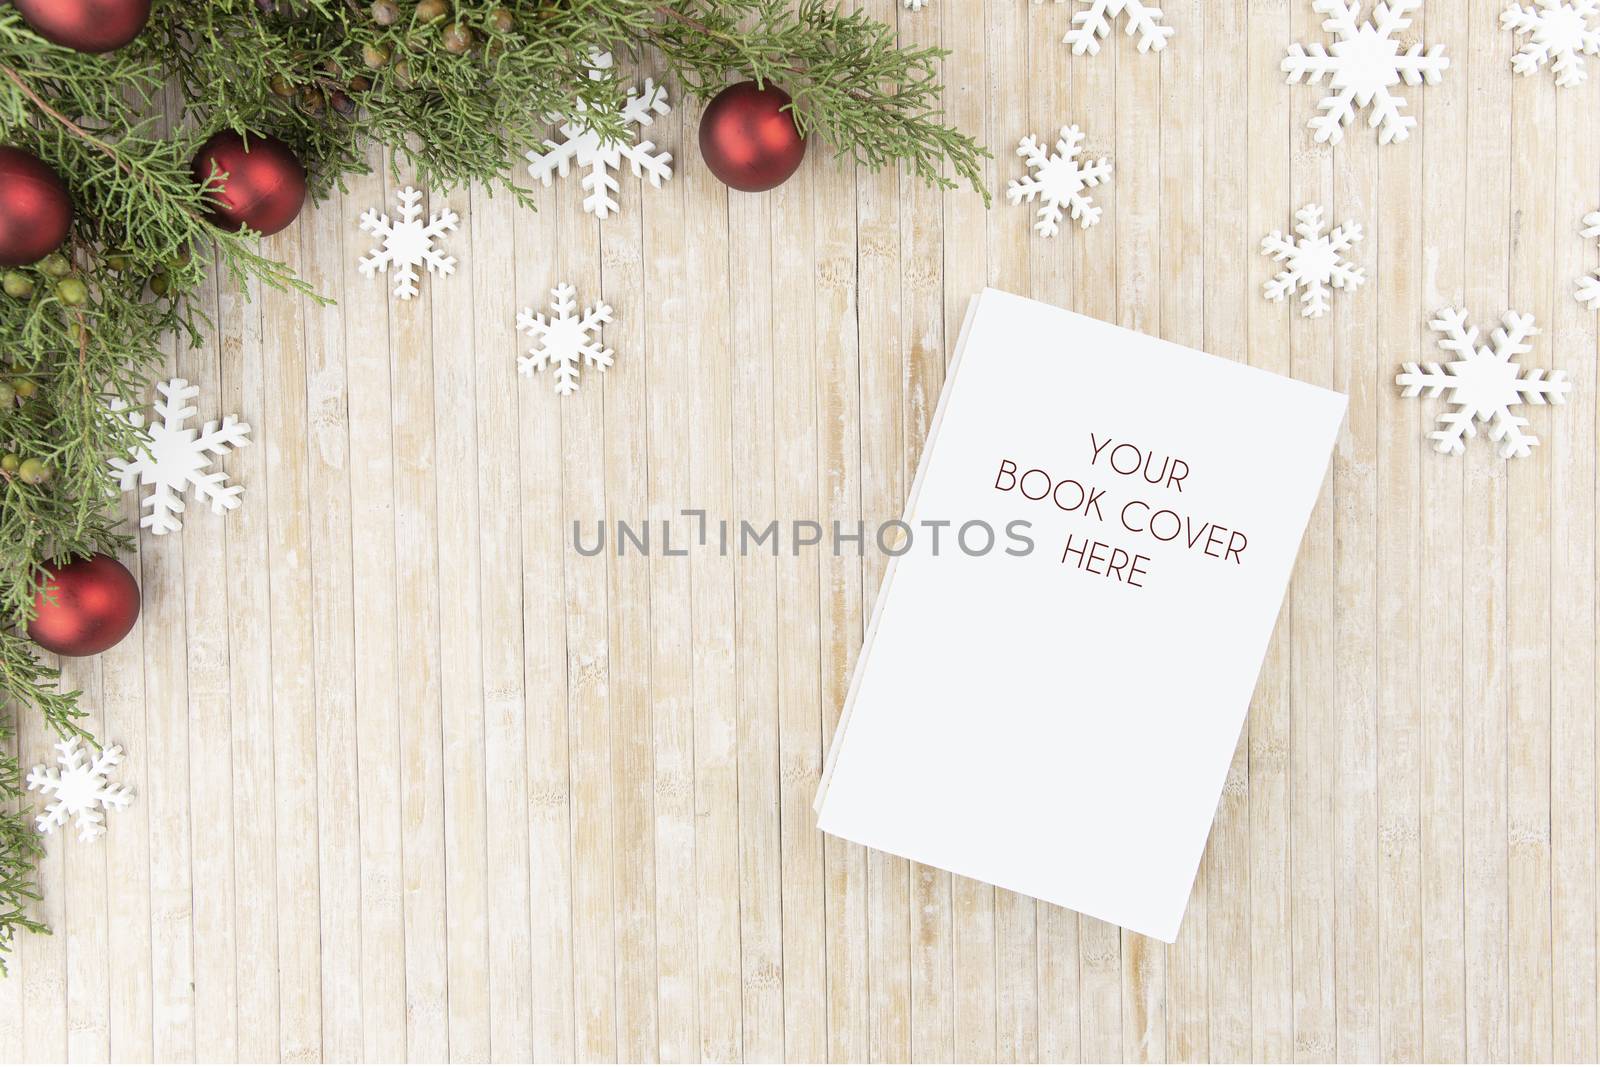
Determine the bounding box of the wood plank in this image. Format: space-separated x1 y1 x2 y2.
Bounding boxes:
1373 19 1426 1063
101 491 154 1064
770 99 827 1067
1506 33 1558 1064
600 65 660 1063
386 160 452 1064
729 164 785 1067
554 182 617 1065
340 155 408 1065
432 169 492 1065
637 75 695 1066
218 230 279 1067
468 175 536 1065
1548 54 1600 1066
301 181 364 1064
1243 0 1295 1058
1286 0 1338 1058
1329 36 1382 1065
261 216 322 1066
139 285 196 1066
180 230 238 1065
1464 3 1514 1058
1416 0 1470 1059
511 152 577 1063
678 87 742 1066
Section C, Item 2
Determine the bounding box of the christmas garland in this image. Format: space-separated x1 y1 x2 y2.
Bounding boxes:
0 0 985 968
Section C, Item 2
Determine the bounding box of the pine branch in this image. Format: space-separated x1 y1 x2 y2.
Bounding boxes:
0 0 989 969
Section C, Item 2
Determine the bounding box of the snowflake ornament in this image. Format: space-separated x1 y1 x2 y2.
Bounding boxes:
1283 0 1450 146
1576 211 1600 309
358 186 458 300
110 377 251 535
1031 0 1174 55
903 0 929 8
1261 203 1366 318
517 284 614 396
1503 0 1600 86
1397 308 1570 459
28 737 134 842
1007 125 1112 237
525 53 672 220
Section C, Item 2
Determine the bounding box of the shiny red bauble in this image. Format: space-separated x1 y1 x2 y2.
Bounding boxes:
698 81 808 193
27 554 141 657
0 146 72 266
191 131 307 236
13 0 152 53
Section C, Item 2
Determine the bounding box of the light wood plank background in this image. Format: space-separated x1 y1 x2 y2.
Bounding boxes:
4 0 1599 1061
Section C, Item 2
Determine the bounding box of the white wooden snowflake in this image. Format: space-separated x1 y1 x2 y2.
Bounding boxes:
525 54 672 220
357 186 458 300
1397 308 1570 459
1283 0 1450 146
1006 125 1112 237
517 284 614 396
903 0 928 9
1578 211 1600 309
1031 0 1173 55
110 377 251 535
1261 203 1366 318
1503 0 1600 86
27 737 134 842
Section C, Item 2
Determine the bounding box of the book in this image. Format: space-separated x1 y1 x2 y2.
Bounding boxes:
814 288 1347 943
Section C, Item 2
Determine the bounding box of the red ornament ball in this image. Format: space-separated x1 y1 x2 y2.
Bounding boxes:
27 554 140 658
13 0 152 53
0 146 72 266
191 131 306 236
698 81 808 193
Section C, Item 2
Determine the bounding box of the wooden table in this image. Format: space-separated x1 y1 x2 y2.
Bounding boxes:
5 1 1598 1061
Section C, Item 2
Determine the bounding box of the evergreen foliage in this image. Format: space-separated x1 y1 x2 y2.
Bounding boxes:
0 0 986 971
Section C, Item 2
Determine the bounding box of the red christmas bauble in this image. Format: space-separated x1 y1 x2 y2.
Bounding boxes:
698 81 808 193
0 146 72 266
13 0 152 53
191 131 306 236
27 554 140 658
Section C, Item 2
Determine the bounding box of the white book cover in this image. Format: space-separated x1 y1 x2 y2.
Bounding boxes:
814 288 1347 943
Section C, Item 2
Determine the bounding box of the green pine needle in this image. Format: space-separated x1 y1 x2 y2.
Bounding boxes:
0 0 987 972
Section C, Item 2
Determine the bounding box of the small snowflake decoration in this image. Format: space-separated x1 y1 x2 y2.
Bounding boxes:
903 0 929 9
1503 0 1600 86
1261 203 1366 318
1031 0 1174 55
1577 211 1600 309
1283 0 1450 146
28 737 134 843
517 284 614 396
1007 125 1112 237
110 377 251 535
358 186 458 300
1397 308 1570 459
525 54 672 220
